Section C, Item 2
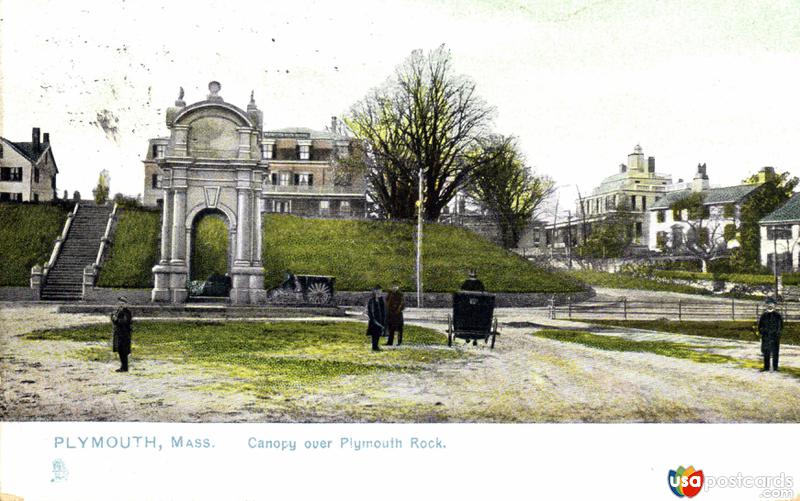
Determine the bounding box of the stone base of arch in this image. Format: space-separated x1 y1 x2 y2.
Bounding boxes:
152 263 265 305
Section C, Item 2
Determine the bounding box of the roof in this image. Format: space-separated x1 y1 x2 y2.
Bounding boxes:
264 127 347 141
0 137 49 163
760 193 800 224
650 184 761 210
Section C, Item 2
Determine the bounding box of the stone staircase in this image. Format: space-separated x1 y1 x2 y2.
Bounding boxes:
41 203 114 301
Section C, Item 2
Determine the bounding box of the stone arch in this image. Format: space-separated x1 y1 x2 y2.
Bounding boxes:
151 81 267 304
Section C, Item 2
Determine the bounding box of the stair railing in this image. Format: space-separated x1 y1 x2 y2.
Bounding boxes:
32 202 79 297
83 202 119 298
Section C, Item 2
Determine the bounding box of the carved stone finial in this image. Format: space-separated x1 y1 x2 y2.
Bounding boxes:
250 90 255 104
175 86 186 107
207 81 223 101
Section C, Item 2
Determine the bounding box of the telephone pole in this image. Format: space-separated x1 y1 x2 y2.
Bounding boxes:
416 167 423 308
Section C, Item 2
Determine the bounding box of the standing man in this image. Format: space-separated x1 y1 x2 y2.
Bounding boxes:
757 297 783 372
111 296 133 372
366 285 387 352
460 270 485 292
386 282 405 346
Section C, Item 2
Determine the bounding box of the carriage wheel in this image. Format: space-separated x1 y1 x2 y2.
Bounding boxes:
447 315 453 347
306 283 332 304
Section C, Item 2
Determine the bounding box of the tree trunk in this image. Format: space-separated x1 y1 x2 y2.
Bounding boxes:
701 259 708 274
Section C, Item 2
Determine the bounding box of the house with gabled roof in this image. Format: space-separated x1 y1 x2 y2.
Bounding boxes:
0 127 58 202
647 164 769 253
759 192 800 272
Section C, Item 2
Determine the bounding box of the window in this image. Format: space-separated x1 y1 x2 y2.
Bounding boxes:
767 225 793 240
152 144 166 159
0 192 22 202
298 144 310 160
151 174 159 189
340 200 351 215
273 200 291 213
278 172 291 186
635 222 643 238
767 252 793 273
0 167 22 182
34 168 40 183
294 173 313 186
33 194 39 202
641 196 646 211
261 143 274 160
630 195 636 210
672 207 683 221
657 210 665 223
319 200 330 215
0 143 3 158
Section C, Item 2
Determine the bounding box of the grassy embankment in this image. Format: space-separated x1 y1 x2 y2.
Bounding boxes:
532 329 800 379
99 210 586 293
589 319 800 346
26 321 462 399
0 202 70 286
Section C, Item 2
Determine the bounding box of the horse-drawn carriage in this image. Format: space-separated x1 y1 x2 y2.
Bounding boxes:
446 291 499 348
268 273 336 305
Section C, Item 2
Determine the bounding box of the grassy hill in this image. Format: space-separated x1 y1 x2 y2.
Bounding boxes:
0 202 71 286
98 210 585 293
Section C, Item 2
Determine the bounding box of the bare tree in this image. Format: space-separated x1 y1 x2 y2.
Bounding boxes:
666 193 729 273
466 135 555 248
345 45 493 220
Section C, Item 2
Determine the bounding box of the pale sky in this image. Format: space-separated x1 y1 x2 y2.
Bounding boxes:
1 0 799 209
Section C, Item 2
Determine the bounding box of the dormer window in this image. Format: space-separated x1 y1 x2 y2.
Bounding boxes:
261 142 274 160
152 144 166 159
297 140 312 160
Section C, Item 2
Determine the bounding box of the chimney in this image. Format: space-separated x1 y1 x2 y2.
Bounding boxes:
648 156 655 173
43 132 50 144
692 163 710 192
331 116 338 134
762 166 775 182
620 163 627 173
32 127 41 151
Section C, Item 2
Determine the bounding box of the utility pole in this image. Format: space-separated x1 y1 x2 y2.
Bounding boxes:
773 225 779 300
567 209 573 270
416 167 423 308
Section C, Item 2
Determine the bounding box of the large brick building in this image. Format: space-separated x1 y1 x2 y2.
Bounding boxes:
0 127 58 202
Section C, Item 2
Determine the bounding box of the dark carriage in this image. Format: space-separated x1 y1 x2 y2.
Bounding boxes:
268 273 336 305
446 291 499 348
188 273 232 297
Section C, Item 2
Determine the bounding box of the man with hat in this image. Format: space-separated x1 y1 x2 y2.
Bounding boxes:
757 297 783 372
366 285 387 352
111 296 133 372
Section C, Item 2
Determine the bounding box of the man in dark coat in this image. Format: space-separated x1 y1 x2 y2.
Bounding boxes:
366 285 387 352
111 296 133 372
460 270 485 292
385 283 405 346
758 297 783 372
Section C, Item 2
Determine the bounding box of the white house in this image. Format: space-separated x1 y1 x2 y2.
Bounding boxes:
648 164 768 254
0 128 58 202
759 192 800 272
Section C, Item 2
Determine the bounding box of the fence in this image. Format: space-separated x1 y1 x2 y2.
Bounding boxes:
552 297 796 322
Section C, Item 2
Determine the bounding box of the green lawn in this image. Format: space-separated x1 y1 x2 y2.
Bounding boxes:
532 329 800 379
590 319 800 346
97 209 161 287
0 202 71 286
25 320 461 397
567 270 709 295
97 210 586 293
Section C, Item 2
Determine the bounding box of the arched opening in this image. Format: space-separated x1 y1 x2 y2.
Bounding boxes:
188 208 232 297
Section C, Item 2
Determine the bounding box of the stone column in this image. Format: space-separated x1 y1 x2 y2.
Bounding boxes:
235 187 251 264
160 189 173 263
171 188 187 263
253 193 263 266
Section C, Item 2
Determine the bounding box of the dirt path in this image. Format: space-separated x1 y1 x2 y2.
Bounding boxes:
2 305 799 422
